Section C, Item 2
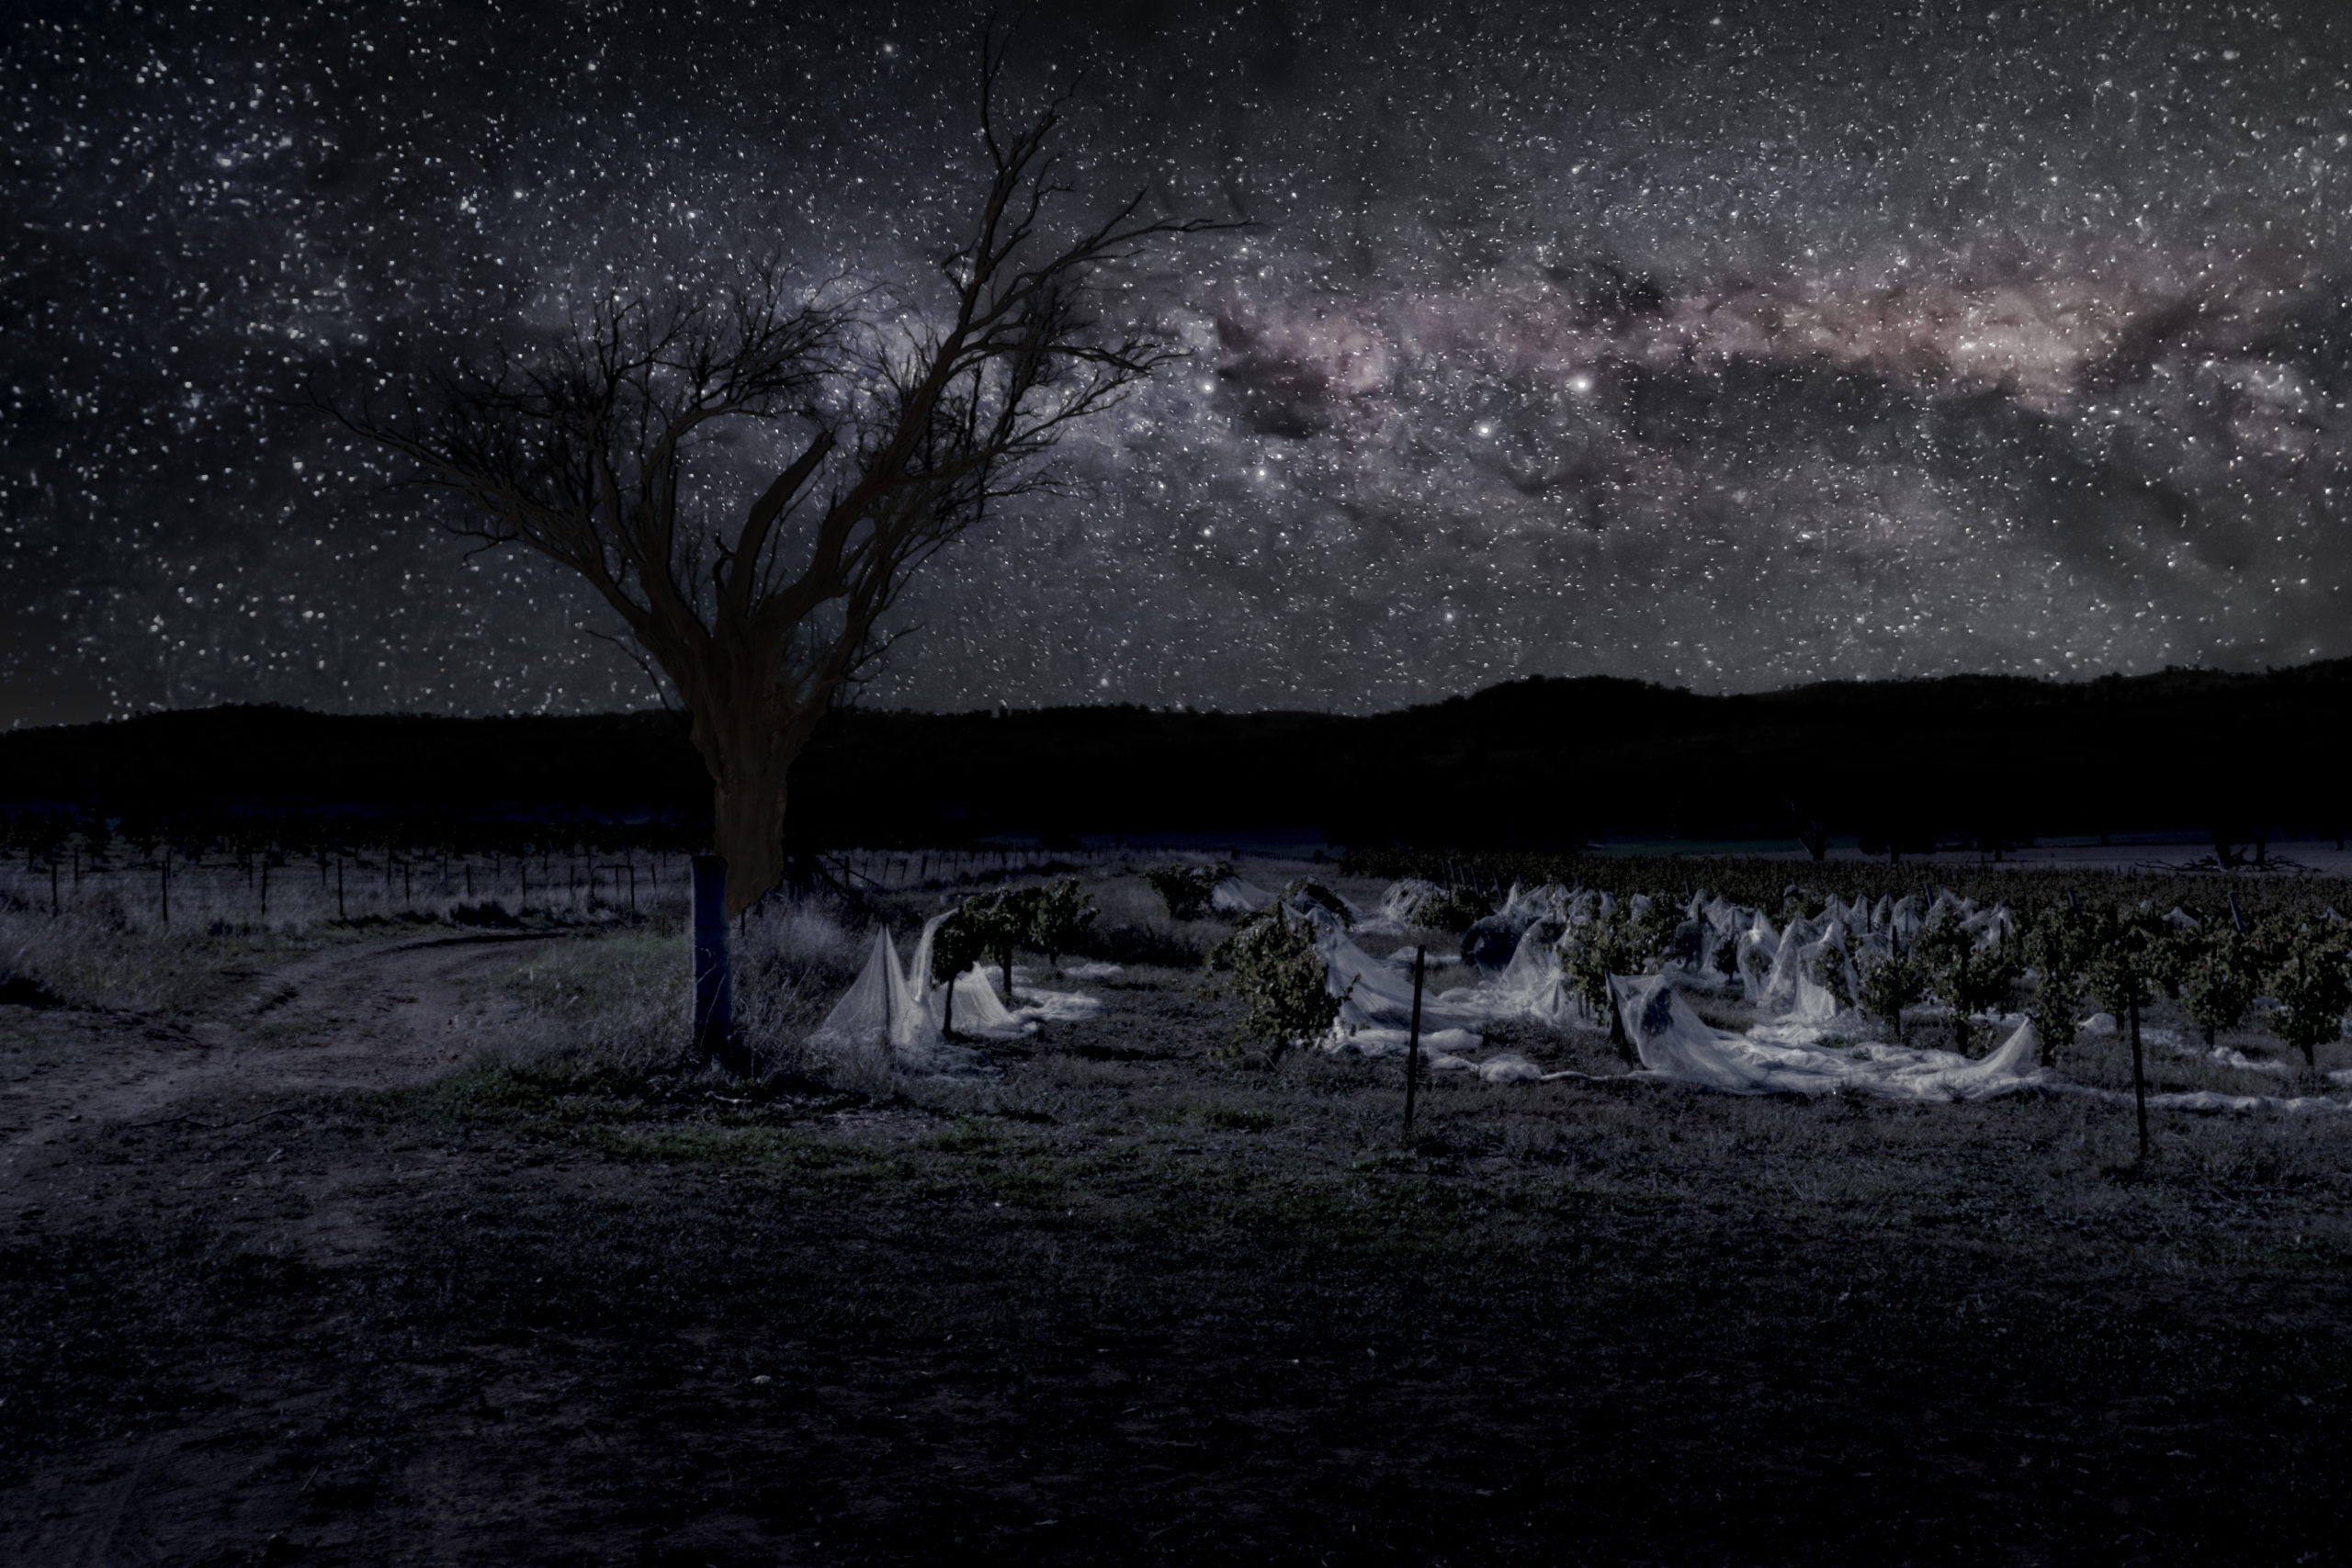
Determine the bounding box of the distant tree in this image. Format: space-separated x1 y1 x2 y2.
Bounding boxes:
336 47 1219 915
1788 801 1828 863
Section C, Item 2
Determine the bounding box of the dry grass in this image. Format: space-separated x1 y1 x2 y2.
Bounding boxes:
0 904 290 1014
0 847 694 1017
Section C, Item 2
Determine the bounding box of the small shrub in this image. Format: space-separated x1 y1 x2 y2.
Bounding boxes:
2267 924 2352 1069
2021 903 2096 1064
1143 864 1229 921
2180 927 2265 1046
1915 908 2018 1054
2082 905 2166 1032
1419 886 1491 933
954 890 1029 1000
1024 877 1098 966
1558 905 1665 1061
931 910 990 986
1854 948 1926 1044
929 909 992 1036
1206 908 1338 1064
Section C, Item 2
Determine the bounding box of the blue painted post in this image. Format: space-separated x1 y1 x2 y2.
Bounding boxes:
692 854 733 1063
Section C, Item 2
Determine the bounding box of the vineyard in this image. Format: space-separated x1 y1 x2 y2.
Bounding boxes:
6 839 2352 1562
1339 845 2352 929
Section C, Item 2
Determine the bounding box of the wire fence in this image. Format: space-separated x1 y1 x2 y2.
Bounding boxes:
0 836 1220 934
0 843 694 933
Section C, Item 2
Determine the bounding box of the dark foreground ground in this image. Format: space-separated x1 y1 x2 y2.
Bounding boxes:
4 915 2350 1566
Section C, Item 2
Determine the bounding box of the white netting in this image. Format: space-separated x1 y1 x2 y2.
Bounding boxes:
1607 972 2052 1100
808 908 1114 1075
808 878 2352 1111
1354 877 1468 937
1211 876 1276 914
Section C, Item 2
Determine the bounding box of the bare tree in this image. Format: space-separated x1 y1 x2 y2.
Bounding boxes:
340 53 1216 912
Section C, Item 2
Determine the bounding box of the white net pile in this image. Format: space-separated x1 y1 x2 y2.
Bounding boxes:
808 910 1105 1076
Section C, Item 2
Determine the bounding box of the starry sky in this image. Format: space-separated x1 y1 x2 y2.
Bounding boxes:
8 0 2352 727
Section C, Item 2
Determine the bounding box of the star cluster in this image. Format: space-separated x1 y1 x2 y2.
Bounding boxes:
6 0 2350 724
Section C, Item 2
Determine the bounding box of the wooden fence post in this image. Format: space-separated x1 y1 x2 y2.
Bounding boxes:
2129 991 2149 1164
1404 944 1426 1139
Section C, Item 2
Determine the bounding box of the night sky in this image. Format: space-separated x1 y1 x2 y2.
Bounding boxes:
8 1 2352 728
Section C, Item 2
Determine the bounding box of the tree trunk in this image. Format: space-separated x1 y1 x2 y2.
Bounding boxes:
700 711 822 917
711 773 789 918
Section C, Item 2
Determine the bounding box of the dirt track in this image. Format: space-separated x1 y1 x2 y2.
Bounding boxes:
0 932 550 1225
3 932 564 1566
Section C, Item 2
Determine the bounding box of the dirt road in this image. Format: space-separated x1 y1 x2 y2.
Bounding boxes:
0 932 552 1224
2 931 580 1567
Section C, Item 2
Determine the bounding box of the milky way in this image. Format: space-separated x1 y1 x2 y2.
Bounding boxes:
7 0 2351 725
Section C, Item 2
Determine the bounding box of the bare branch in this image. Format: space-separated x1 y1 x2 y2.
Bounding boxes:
326 38 1222 911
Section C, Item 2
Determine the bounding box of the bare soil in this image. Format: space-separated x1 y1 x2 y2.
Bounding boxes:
3 933 552 1182
4 929 2351 1566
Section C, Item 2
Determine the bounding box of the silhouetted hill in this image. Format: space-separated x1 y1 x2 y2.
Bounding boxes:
3 661 2349 848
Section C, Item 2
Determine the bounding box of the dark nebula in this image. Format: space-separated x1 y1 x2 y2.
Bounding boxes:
6 0 2350 724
